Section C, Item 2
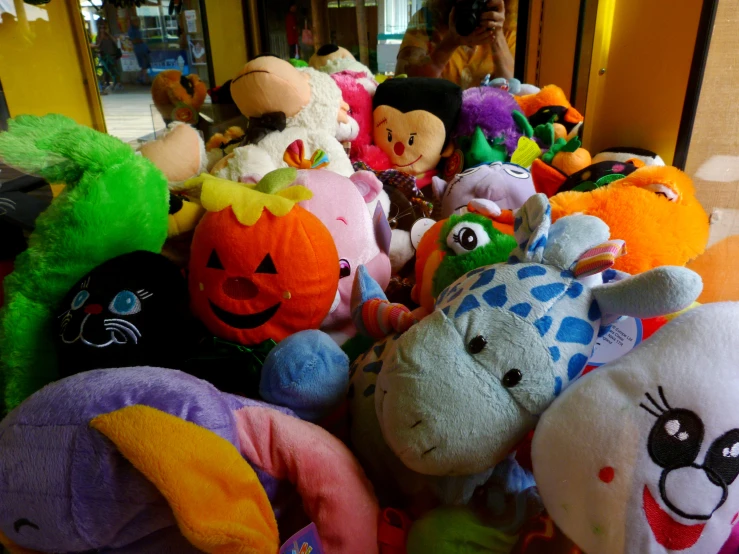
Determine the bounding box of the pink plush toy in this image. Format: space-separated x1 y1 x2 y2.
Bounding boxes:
331 70 392 171
295 168 392 342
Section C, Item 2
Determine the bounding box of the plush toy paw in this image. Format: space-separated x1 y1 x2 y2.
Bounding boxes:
260 330 350 421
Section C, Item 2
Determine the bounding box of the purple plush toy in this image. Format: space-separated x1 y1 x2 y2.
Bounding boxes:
431 161 536 218
0 367 379 554
454 87 531 159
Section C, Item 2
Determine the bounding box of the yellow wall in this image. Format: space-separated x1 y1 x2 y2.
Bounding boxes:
583 0 702 164
205 0 249 86
537 0 580 98
0 0 104 130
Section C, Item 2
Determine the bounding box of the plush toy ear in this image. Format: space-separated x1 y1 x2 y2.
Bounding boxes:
591 266 703 319
90 405 279 554
541 214 611 271
512 110 534 138
374 202 392 255
350 170 383 203
238 172 262 185
431 176 448 200
510 193 551 263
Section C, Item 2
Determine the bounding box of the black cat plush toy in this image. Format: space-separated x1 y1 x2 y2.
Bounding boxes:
54 251 190 377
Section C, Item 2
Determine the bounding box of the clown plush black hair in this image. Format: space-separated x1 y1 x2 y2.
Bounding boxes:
54 250 191 377
372 77 462 187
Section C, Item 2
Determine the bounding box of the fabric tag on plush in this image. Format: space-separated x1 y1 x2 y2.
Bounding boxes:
280 523 324 554
586 317 643 369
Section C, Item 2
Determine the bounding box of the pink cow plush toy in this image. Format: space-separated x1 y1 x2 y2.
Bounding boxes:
296 167 392 343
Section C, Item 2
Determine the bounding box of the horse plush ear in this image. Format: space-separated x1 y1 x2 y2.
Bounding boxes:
431 176 448 200
591 266 703 319
349 170 383 203
90 405 280 554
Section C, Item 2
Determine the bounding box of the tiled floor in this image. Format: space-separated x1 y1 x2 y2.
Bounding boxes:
100 86 163 145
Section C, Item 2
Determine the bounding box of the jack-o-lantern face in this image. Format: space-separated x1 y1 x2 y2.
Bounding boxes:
189 203 339 346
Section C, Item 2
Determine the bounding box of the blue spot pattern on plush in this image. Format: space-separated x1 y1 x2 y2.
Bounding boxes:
483 284 508 307
534 316 552 337
470 268 497 290
556 317 595 345
456 295 481 318
517 266 547 280
531 283 566 302
549 346 560 362
567 353 588 380
510 303 532 318
566 282 583 299
553 377 562 397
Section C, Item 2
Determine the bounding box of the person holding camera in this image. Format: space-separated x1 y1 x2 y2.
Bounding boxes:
395 0 515 89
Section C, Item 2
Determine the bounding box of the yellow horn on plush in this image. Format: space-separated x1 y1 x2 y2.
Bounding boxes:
0 530 41 554
91 405 279 554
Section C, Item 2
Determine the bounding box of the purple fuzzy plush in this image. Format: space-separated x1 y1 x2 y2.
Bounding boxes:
454 87 525 156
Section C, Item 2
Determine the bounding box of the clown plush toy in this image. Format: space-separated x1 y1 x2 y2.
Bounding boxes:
372 77 463 188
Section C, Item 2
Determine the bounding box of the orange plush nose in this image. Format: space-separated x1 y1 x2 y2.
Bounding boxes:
223 277 259 300
394 142 405 156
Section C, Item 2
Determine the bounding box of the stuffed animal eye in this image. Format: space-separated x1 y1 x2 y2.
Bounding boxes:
387 131 393 142
643 183 678 202
207 249 224 270
704 429 739 486
647 408 704 469
109 291 142 316
446 222 491 255
502 369 522 388
468 335 487 354
254 253 278 274
409 135 415 146
71 290 90 310
459 166 482 176
503 164 531 179
339 259 351 278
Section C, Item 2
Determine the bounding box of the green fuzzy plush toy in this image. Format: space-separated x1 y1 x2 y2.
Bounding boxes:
407 507 518 554
0 114 169 411
432 213 517 298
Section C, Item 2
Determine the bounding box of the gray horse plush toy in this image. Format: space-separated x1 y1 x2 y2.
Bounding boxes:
349 193 703 505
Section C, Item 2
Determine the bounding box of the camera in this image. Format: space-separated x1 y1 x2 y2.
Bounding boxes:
454 0 486 36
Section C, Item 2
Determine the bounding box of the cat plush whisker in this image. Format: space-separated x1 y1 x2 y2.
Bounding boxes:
105 321 141 339
104 319 142 338
105 324 139 345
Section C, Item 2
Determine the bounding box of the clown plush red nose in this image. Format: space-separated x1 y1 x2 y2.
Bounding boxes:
394 142 405 156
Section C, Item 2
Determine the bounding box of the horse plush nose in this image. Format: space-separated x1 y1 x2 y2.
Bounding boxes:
394 142 405 156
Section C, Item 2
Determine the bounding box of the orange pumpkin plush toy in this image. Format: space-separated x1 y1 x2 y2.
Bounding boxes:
188 169 339 345
549 165 709 275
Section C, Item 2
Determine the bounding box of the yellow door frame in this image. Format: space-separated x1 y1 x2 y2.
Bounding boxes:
66 0 107 132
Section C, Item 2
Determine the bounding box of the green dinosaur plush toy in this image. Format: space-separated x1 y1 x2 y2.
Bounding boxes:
0 114 169 411
432 212 517 298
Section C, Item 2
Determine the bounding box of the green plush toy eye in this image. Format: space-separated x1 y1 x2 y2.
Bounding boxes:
446 221 490 255
432 213 518 299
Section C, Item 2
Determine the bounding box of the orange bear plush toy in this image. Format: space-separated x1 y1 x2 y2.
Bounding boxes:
549 165 709 275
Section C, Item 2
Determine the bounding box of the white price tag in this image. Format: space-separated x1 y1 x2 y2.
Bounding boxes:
588 317 643 367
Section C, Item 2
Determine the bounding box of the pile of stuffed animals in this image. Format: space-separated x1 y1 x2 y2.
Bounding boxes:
0 48 737 554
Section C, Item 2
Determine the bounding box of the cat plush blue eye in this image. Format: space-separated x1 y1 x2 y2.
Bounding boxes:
109 291 141 316
71 290 90 310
